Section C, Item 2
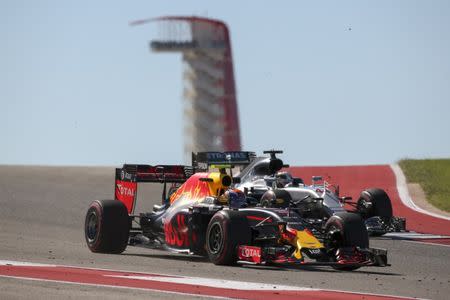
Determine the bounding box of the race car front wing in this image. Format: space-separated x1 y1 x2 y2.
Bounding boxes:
237 245 388 267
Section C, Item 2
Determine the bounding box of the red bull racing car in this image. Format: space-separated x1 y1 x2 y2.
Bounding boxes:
84 152 388 270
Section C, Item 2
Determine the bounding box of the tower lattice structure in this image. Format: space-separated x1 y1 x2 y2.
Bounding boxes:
132 16 241 162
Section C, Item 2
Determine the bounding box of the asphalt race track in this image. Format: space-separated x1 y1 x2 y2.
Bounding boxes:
1 166 449 299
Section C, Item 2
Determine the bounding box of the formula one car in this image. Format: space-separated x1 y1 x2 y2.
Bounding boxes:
84 152 388 270
235 150 406 236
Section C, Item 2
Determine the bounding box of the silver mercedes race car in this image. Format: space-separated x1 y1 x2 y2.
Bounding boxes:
235 150 406 236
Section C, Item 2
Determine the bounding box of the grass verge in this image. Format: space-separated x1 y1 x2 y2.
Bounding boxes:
398 159 450 212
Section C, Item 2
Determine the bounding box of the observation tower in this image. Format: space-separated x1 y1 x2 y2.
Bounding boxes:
131 16 241 162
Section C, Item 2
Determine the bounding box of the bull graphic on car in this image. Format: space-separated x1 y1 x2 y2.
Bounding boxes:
84 151 389 270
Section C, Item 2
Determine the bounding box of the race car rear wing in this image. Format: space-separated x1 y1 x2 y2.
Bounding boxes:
192 151 256 172
115 164 194 214
118 164 194 183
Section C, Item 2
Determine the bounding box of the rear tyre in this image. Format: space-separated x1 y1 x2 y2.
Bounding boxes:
206 210 251 265
85 200 130 254
357 188 393 223
324 212 369 271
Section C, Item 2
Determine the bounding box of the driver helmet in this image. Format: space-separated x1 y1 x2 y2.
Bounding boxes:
218 189 247 208
275 171 293 187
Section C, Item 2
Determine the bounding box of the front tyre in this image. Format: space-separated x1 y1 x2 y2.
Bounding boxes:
324 212 369 271
85 200 130 254
206 210 251 265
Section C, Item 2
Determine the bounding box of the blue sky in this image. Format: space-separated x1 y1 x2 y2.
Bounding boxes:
2 1 450 166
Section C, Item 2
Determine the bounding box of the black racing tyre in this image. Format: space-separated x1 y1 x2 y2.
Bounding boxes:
85 200 130 254
357 188 393 219
206 210 252 265
324 212 369 271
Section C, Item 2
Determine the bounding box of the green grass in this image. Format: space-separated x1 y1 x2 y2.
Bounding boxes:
399 159 450 212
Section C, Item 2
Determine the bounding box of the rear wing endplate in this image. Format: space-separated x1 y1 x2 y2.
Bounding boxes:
114 164 193 214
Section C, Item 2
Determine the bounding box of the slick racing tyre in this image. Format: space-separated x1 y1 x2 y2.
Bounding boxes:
324 212 369 271
357 188 393 219
206 210 252 265
85 200 130 254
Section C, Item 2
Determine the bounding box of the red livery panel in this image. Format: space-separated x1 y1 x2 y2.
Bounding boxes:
238 245 262 263
164 213 189 247
114 179 137 214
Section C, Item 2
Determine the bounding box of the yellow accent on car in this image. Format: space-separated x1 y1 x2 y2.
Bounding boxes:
207 172 232 196
292 230 324 260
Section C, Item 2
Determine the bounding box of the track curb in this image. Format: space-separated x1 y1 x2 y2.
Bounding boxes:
390 164 450 221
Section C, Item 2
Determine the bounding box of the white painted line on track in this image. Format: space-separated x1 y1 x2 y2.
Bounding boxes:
0 260 418 299
405 240 450 248
0 275 233 300
383 232 450 239
390 164 450 221
105 274 316 291
0 260 57 267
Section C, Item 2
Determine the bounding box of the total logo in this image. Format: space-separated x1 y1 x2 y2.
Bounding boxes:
116 184 135 197
240 247 261 258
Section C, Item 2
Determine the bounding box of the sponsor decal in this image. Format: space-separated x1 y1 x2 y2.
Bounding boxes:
308 248 321 255
206 152 248 162
197 162 208 170
238 245 262 263
120 170 134 181
116 184 135 197
115 180 137 214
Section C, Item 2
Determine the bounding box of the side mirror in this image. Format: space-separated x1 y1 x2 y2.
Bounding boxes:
232 177 241 184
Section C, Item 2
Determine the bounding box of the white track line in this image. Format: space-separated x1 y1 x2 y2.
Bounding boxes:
405 240 450 248
0 260 418 299
383 232 450 239
104 274 316 291
0 275 233 300
0 261 56 267
390 164 450 221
